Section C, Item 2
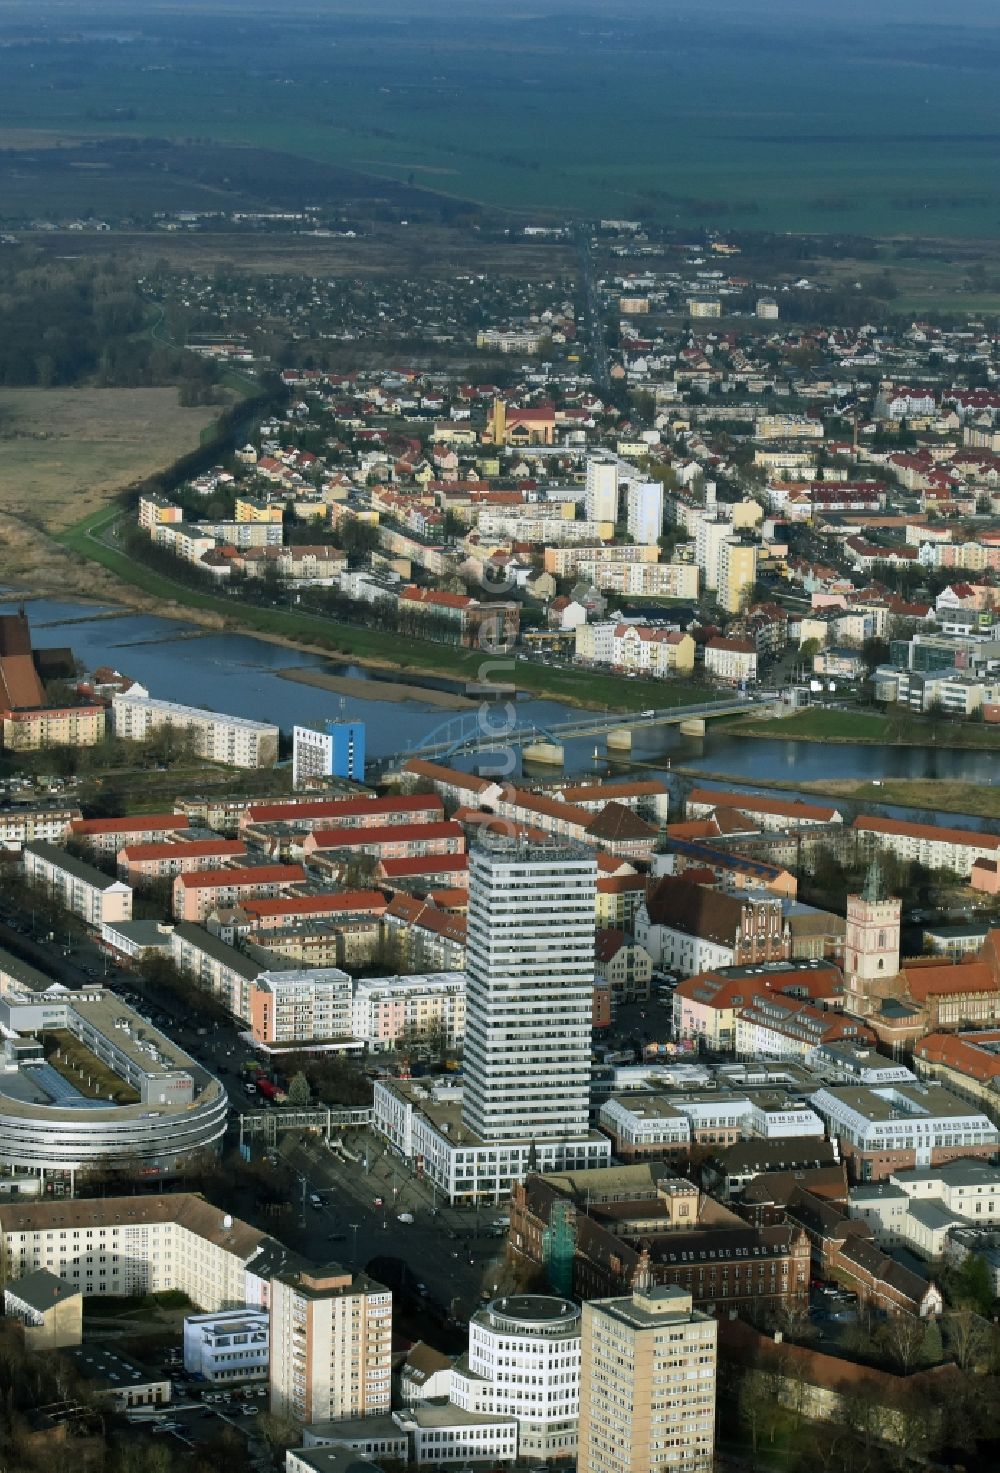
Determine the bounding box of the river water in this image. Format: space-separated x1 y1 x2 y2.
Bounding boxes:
6 597 996 826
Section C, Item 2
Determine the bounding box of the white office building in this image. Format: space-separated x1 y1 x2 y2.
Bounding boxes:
451 1293 581 1462
183 1308 269 1383
625 480 664 545
585 455 619 524
463 836 596 1144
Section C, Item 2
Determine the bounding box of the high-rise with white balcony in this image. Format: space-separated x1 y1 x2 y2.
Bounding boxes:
462 835 596 1143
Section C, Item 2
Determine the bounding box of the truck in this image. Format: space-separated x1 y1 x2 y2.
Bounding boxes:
256 1078 287 1105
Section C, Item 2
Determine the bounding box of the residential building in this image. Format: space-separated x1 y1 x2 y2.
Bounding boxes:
170 921 265 1019
293 721 366 788
585 454 619 524
22 841 132 927
626 480 664 544
112 692 279 769
118 837 247 886
854 814 1000 879
594 929 652 1003
671 960 842 1050
718 539 758 615
70 811 191 859
351 972 466 1052
578 1284 717 1473
704 637 758 684
172 864 307 923
0 800 81 852
2 703 106 752
269 1265 392 1426
248 968 353 1045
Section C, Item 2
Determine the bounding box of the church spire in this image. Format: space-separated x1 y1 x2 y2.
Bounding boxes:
861 857 886 904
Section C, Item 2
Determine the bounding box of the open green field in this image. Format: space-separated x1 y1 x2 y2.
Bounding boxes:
733 706 1000 750
55 506 716 712
4 1 1000 238
0 387 224 531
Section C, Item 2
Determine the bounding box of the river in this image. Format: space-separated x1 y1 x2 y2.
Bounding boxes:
5 597 996 825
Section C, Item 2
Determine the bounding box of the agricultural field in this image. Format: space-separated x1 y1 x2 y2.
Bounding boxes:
2 0 1000 238
0 387 224 531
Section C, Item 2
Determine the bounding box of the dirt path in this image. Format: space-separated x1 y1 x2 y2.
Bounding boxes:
276 666 476 709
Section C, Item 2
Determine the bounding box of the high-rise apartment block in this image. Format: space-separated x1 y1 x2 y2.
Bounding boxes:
269 1265 392 1426
293 720 366 787
579 1284 717 1473
585 455 620 524
462 835 597 1143
626 480 664 545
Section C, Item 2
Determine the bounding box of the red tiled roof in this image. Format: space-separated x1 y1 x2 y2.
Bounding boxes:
176 865 306 890
854 815 1000 849
377 854 469 878
246 795 441 824
689 788 839 823
307 821 464 850
72 814 190 836
121 839 245 862
242 891 386 919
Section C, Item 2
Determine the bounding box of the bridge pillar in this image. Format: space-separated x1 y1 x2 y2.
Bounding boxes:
606 727 632 751
679 718 706 737
523 741 565 766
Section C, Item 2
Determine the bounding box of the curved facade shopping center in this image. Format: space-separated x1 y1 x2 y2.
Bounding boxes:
0 984 229 1180
0 1076 229 1178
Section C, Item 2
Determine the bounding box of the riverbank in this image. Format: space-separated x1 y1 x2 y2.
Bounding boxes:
670 764 999 823
726 706 1000 752
276 667 476 710
51 505 712 715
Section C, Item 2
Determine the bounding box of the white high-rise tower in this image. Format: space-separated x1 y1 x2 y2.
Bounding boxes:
462 835 596 1143
585 455 619 524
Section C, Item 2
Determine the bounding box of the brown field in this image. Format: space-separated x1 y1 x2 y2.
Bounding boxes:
0 386 223 531
34 227 576 279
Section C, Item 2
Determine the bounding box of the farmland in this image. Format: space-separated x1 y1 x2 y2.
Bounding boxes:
2 0 1000 239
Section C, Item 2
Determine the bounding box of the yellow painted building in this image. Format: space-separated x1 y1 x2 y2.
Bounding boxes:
235 497 284 524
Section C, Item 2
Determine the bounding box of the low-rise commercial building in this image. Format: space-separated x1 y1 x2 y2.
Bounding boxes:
811 1082 1000 1181
183 1308 270 1383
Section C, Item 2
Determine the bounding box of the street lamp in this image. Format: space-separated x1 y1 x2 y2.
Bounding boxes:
350 1222 359 1266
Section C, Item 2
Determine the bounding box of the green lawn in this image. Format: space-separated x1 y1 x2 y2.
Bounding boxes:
57 507 716 713
733 709 893 741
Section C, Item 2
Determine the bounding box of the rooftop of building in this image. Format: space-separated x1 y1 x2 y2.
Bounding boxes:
4 1268 79 1314
23 841 130 892
0 1193 267 1261
815 1081 993 1122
